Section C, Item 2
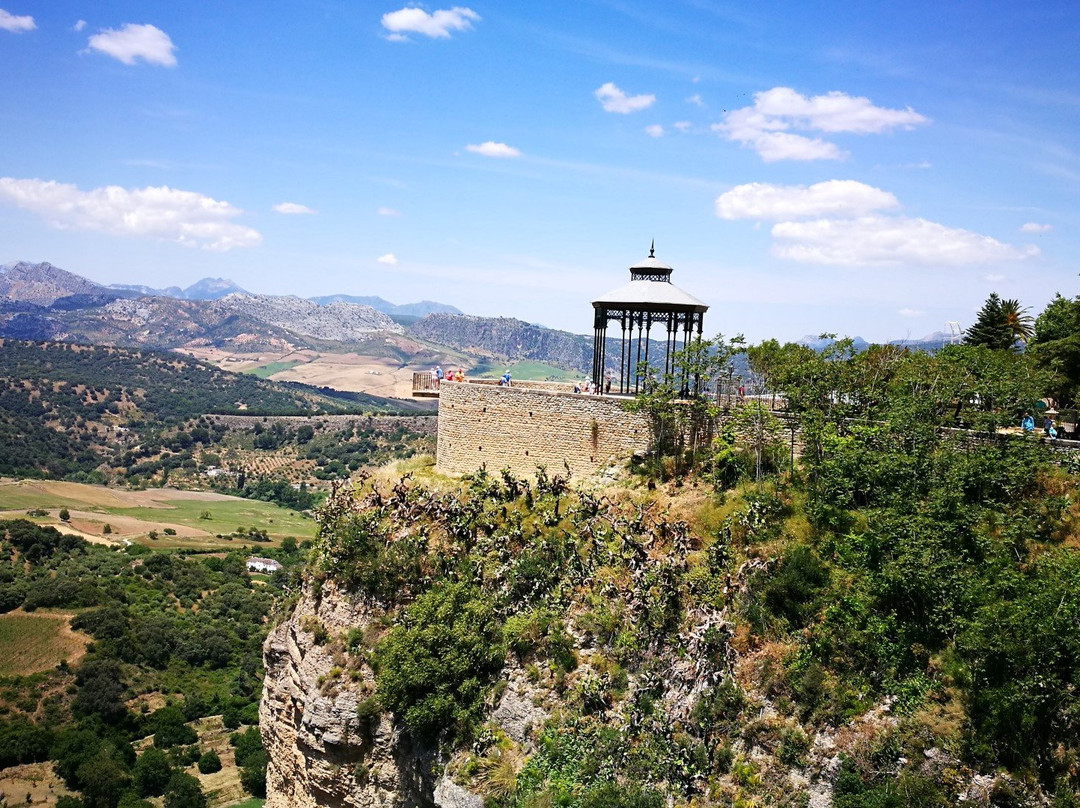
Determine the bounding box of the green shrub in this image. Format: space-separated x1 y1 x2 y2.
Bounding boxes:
375 581 505 745
197 749 221 774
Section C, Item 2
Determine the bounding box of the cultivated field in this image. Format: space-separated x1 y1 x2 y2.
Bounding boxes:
0 610 90 676
0 479 316 548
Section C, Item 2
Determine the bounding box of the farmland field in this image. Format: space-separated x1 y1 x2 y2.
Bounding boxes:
0 479 316 548
0 610 89 675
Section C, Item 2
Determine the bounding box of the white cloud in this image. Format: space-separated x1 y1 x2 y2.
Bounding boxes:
0 8 35 32
73 19 86 32
644 124 664 138
1020 222 1052 233
984 273 1005 282
377 206 402 217
771 216 1035 267
0 177 261 251
272 202 316 215
673 121 692 133
898 308 924 318
714 86 927 162
377 253 398 265
686 93 704 107
88 23 177 66
465 141 521 158
381 6 479 39
594 82 655 114
715 180 899 220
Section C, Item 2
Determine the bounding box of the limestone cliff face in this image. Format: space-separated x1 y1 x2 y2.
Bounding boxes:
260 579 440 808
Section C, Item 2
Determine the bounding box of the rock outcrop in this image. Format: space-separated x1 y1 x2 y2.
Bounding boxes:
260 580 443 808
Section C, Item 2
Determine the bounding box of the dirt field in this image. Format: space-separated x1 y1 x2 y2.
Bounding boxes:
184 347 446 398
0 610 90 676
0 762 74 807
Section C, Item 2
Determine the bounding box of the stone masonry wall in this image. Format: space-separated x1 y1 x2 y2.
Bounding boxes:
436 381 650 479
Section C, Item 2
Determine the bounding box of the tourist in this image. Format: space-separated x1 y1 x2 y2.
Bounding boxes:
501 370 512 387
1021 412 1035 432
1044 414 1054 436
573 381 581 394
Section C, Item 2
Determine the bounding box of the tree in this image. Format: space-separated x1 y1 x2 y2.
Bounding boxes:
1000 298 1034 344
1031 293 1080 405
965 293 1016 350
624 335 743 479
59 508 71 522
133 747 173 797
163 772 207 808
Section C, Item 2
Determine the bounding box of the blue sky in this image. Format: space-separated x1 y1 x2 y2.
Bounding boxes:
1 1 1078 342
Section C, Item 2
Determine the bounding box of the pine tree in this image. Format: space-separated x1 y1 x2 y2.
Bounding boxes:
965 293 1016 350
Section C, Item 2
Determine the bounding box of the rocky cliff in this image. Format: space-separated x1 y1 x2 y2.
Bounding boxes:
261 578 485 808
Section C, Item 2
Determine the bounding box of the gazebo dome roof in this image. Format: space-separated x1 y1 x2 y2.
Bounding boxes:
592 244 708 313
592 279 708 311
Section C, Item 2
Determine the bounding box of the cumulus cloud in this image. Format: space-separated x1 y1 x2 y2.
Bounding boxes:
686 93 704 107
771 216 1035 267
0 8 34 32
715 180 899 221
465 141 521 158
381 6 478 39
0 177 261 251
594 82 655 114
898 308 924 318
714 87 927 162
1021 222 1052 233
272 202 316 215
377 206 401 216
73 19 86 31
88 23 177 66
673 121 692 133
377 253 398 265
644 124 664 138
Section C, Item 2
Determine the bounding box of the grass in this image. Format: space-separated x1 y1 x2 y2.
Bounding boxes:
0 479 317 548
0 612 88 675
245 360 301 378
472 360 580 381
224 799 265 808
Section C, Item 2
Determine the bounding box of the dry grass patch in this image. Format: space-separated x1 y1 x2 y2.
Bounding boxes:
0 762 74 807
0 610 89 676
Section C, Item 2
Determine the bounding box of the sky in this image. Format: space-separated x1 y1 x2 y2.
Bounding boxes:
1 1 1079 342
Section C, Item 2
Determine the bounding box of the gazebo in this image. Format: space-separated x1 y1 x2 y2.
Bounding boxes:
591 244 709 395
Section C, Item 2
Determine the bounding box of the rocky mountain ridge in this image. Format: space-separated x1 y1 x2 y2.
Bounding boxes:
0 260 106 305
310 294 462 318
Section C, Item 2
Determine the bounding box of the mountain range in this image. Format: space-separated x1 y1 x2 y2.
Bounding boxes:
0 261 964 382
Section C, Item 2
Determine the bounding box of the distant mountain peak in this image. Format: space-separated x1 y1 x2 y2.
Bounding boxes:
0 260 105 306
183 277 248 300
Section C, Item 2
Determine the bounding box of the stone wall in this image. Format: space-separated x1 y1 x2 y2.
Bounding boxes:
436 381 651 479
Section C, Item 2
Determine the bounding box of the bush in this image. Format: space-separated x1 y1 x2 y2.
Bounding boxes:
375 581 505 744
197 749 221 774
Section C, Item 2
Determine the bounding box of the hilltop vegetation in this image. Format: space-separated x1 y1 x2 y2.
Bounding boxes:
283 335 1080 807
0 340 433 490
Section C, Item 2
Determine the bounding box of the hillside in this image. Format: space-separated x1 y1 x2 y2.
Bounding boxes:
0 339 432 481
410 313 594 371
261 342 1080 808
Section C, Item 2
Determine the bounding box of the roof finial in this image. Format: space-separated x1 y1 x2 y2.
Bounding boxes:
649 239 655 258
